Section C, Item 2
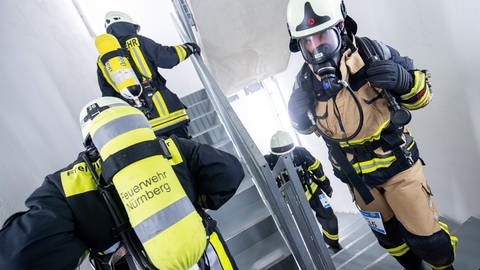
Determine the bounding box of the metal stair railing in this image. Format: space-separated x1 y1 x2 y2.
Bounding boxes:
171 1 335 269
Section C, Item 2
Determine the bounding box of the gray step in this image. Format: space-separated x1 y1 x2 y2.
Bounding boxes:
333 212 401 270
190 124 229 145
181 89 208 107
235 231 294 270
453 216 480 270
188 111 221 136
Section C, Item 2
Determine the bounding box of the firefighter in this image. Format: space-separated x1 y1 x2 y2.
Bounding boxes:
0 97 243 270
286 0 457 269
97 11 201 139
264 130 341 253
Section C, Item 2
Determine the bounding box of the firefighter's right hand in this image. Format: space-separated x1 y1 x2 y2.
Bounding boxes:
323 185 333 198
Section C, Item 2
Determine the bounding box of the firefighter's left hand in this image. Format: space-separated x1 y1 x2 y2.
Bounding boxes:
366 60 413 95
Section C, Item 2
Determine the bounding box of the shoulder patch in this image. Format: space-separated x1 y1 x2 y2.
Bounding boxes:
60 160 100 197
164 138 183 165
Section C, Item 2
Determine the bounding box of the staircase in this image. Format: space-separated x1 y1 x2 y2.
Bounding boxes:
182 89 297 270
181 89 480 270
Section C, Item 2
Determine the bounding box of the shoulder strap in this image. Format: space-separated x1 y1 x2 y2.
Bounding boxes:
355 36 387 62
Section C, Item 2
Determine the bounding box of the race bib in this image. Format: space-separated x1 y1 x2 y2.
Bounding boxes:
319 193 331 208
359 210 386 235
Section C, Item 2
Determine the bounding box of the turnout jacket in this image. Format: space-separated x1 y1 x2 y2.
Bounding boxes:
264 147 332 201
288 37 432 188
97 22 192 134
0 136 244 270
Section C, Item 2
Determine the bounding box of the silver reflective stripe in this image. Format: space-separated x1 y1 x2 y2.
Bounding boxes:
92 113 150 149
152 93 167 116
134 196 196 243
130 47 151 79
204 242 222 270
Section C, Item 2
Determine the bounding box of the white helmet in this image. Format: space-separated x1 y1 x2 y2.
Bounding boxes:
104 11 140 31
270 130 295 155
287 0 345 65
79 96 129 145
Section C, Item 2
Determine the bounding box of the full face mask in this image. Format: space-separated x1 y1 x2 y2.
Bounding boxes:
298 27 344 95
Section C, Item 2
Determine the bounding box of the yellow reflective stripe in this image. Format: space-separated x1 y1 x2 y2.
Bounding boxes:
322 229 339 241
149 109 189 130
308 159 320 171
305 182 318 201
164 138 184 165
98 59 118 91
438 221 458 258
209 232 234 270
429 263 453 270
151 92 168 117
60 161 100 197
317 175 326 182
173 45 187 62
386 243 410 257
352 155 396 174
401 70 425 100
401 85 431 110
125 37 152 79
340 119 390 147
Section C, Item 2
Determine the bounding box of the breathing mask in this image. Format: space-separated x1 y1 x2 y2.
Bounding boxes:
297 27 344 95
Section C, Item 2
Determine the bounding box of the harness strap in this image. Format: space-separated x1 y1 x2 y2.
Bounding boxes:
101 139 171 182
329 143 374 204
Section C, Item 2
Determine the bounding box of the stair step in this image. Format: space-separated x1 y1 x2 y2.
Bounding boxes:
332 228 375 265
452 216 480 270
364 252 401 270
180 89 208 107
235 231 292 270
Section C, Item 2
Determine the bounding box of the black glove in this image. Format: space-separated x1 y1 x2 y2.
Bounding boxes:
365 60 413 95
322 184 333 198
183 42 201 56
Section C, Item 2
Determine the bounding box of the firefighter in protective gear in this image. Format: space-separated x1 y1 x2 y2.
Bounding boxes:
97 11 201 139
286 0 457 269
0 97 243 270
264 130 342 253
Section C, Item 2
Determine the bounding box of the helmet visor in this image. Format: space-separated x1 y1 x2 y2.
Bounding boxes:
298 28 341 64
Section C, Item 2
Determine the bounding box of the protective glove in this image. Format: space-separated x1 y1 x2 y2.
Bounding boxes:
322 184 333 198
183 42 201 56
365 60 413 95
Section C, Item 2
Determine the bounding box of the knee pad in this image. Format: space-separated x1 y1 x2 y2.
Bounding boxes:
402 223 456 269
373 217 423 270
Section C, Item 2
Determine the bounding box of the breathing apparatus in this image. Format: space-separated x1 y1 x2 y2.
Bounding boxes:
95 34 156 119
79 97 206 270
287 0 363 142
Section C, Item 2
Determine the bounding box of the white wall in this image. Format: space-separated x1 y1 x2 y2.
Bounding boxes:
271 0 480 223
0 0 202 222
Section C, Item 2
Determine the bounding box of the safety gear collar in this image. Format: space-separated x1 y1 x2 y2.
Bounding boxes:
105 11 140 32
270 131 295 155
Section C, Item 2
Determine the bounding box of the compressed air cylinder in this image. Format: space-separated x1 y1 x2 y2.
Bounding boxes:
95 34 143 104
89 105 206 269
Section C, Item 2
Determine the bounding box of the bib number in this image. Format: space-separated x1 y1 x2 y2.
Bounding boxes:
319 193 331 208
359 210 386 235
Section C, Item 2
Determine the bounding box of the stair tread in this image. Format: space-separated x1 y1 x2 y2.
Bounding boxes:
452 216 480 270
235 231 291 270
